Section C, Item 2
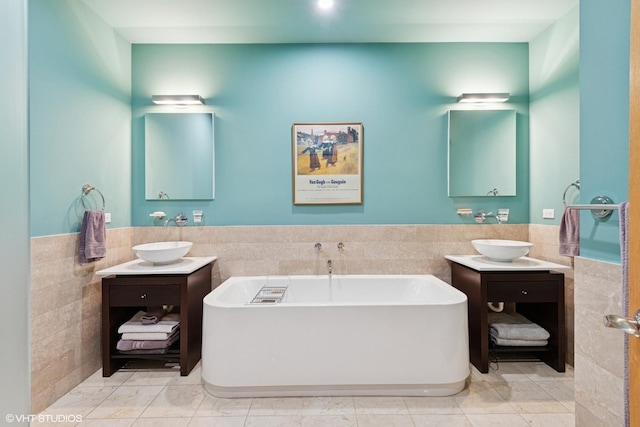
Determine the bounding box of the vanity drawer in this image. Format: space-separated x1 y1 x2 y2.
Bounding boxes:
487 281 558 302
109 284 181 307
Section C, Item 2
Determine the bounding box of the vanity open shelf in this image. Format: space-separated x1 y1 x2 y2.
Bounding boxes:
446 255 569 373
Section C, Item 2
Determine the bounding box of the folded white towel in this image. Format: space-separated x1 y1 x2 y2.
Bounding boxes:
121 331 178 341
488 312 550 341
117 311 180 334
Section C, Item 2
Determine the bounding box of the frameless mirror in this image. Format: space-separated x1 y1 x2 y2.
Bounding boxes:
448 109 516 197
145 112 215 200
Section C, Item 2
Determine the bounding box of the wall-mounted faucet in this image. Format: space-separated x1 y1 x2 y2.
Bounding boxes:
164 213 188 228
327 259 332 276
474 210 502 224
337 242 345 250
314 243 322 251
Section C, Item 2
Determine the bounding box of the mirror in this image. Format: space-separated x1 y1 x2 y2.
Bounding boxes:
145 112 215 200
448 109 516 197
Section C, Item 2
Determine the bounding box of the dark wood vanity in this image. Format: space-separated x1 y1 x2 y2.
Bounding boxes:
99 257 215 376
447 255 567 373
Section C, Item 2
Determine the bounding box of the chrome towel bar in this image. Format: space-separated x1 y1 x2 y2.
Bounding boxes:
567 195 618 219
567 204 620 210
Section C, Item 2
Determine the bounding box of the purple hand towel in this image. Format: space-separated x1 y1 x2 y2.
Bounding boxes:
79 209 106 263
141 306 168 325
559 206 579 256
116 331 179 351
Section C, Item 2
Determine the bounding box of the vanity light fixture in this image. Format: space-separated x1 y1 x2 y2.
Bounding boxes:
317 0 334 10
457 93 510 103
151 95 205 105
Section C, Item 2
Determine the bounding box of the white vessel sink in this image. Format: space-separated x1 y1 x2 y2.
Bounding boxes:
132 241 193 264
471 239 533 262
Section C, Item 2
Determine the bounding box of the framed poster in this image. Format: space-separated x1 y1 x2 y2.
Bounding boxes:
292 122 363 204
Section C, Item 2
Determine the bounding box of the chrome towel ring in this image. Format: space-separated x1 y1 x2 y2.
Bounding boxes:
81 184 105 211
562 180 580 206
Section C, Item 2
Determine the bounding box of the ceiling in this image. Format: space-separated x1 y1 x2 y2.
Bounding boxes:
80 0 578 44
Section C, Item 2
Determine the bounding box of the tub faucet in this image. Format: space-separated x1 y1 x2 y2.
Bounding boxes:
327 259 332 276
164 213 188 228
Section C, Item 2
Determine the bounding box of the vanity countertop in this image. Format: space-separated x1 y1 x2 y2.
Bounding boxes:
445 255 570 272
96 256 217 276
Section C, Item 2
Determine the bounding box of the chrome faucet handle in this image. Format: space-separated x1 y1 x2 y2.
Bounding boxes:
314 243 322 250
473 210 501 224
174 213 188 227
474 210 487 223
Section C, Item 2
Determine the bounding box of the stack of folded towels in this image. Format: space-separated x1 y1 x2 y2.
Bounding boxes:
488 311 549 347
116 308 180 354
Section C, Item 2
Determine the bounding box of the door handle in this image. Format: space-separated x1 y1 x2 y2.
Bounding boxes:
603 309 640 338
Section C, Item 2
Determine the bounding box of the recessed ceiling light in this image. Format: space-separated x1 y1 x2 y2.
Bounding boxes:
317 0 334 10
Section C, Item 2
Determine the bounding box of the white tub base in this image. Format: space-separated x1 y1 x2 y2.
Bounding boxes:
204 381 467 398
202 275 469 398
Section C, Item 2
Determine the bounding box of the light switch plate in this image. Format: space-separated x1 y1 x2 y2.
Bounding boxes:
104 212 112 223
542 209 555 219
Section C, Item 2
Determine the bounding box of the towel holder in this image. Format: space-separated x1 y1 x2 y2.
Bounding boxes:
81 184 105 211
567 195 618 219
562 180 580 206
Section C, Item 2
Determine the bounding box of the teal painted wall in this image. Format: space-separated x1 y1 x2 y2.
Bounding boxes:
0 0 30 416
29 0 132 237
579 0 630 263
132 43 530 226
27 1 630 264
529 6 580 225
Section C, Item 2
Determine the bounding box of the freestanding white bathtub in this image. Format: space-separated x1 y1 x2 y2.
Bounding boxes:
202 274 469 398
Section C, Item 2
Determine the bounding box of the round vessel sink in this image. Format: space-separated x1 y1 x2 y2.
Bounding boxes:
133 241 193 264
471 239 533 262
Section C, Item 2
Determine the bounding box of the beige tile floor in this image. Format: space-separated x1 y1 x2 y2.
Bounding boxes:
35 361 574 427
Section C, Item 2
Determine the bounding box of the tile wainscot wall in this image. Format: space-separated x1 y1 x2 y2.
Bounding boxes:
31 223 579 414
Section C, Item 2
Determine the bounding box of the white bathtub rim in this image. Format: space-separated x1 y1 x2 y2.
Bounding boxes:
209 300 467 309
203 379 467 398
205 274 467 308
